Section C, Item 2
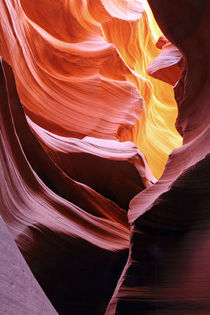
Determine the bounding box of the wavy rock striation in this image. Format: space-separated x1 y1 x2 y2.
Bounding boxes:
0 59 132 314
0 0 182 179
28 118 156 209
0 0 142 139
0 0 209 314
106 0 210 314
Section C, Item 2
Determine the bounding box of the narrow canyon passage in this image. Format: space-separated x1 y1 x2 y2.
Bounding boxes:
0 1 209 314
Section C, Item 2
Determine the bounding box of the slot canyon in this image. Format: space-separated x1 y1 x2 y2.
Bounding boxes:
0 0 209 314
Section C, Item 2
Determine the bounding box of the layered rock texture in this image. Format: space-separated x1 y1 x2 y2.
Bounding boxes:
105 0 210 314
0 0 209 314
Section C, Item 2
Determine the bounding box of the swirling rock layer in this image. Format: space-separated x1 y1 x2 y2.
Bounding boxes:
0 0 210 314
0 60 131 314
0 0 182 179
106 0 210 314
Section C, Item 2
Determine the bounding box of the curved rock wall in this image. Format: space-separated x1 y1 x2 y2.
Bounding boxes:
0 0 209 314
106 1 210 314
0 0 182 178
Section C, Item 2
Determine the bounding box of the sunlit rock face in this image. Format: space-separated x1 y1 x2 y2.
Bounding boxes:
0 0 209 314
0 0 182 179
106 0 210 314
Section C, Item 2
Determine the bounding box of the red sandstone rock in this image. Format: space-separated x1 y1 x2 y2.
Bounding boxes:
0 0 142 140
28 118 155 209
106 1 210 314
0 0 210 314
0 58 154 314
0 0 183 180
147 35 182 86
0 59 130 313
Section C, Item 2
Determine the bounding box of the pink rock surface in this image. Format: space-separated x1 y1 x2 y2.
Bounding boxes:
0 0 210 314
0 60 130 313
0 215 57 314
147 35 183 86
0 58 154 314
106 0 210 313
28 118 155 209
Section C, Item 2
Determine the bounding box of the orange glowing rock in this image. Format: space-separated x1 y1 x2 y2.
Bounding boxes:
106 0 210 313
0 59 155 313
0 0 142 141
1 0 209 314
0 0 182 179
100 6 182 178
